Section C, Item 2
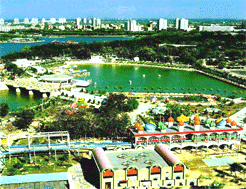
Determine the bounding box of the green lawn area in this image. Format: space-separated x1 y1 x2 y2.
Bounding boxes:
2 152 77 176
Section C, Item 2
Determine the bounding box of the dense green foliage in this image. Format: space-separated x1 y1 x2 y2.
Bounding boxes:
0 103 9 117
12 109 35 130
2 30 245 68
42 94 138 139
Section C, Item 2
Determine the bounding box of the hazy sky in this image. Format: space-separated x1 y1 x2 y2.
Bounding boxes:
1 0 245 19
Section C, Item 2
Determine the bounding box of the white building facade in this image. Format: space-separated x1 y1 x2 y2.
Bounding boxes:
0 18 4 25
13 18 19 24
50 18 56 24
24 18 29 24
158 18 167 30
31 18 39 24
58 18 66 24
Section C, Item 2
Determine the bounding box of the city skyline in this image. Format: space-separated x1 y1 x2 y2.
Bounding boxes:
1 0 245 19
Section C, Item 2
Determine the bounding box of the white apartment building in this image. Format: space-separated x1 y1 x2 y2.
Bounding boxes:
175 18 180 29
96 18 101 28
76 18 81 25
24 18 29 24
180 18 189 30
41 18 46 23
31 18 39 24
83 17 87 24
0 18 4 25
158 18 167 30
199 25 234 32
175 18 189 30
58 18 66 24
13 18 19 24
92 17 97 27
50 18 56 24
126 20 140 31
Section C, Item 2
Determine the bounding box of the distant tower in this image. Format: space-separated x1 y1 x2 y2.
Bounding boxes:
14 18 19 24
92 17 97 27
41 18 46 23
175 18 180 29
76 18 81 26
83 17 87 24
125 20 138 31
96 18 101 28
0 18 4 25
180 18 189 30
50 18 56 24
31 18 39 24
158 18 167 30
58 18 66 24
24 18 29 24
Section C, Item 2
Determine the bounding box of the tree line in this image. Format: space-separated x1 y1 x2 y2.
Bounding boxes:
1 29 246 67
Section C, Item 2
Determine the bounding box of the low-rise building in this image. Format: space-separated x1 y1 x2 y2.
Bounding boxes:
199 25 234 32
12 59 40 68
92 144 197 189
130 114 243 151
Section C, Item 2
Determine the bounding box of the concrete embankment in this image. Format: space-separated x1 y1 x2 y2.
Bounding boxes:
195 70 246 89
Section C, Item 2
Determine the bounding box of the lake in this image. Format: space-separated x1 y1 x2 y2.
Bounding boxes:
78 63 245 96
1 63 245 111
0 36 132 58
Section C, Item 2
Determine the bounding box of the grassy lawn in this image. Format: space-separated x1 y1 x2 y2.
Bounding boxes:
2 152 77 176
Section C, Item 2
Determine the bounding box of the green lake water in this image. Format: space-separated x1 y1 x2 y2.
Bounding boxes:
1 63 245 111
77 64 246 96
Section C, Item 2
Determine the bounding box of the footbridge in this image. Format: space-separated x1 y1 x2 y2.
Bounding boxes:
0 131 131 170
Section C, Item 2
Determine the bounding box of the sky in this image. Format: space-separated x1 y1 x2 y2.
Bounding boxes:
0 0 245 19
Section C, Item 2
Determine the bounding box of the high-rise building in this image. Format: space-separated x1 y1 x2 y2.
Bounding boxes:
158 18 167 30
76 18 81 26
180 18 189 30
175 18 189 30
24 18 29 24
0 18 5 25
41 18 46 23
88 18 92 24
96 18 101 28
31 18 39 24
58 18 66 24
13 18 19 24
126 20 139 31
92 17 97 27
175 18 180 29
50 18 56 24
83 18 87 24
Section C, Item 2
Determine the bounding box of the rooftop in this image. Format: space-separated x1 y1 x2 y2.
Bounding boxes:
40 74 73 81
106 149 169 170
131 123 243 137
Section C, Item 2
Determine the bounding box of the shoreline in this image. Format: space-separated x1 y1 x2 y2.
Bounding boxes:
68 60 193 71
67 60 246 89
44 35 133 38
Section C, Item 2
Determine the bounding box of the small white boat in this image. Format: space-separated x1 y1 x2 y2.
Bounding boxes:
94 82 97 85
158 74 161 77
135 67 138 70
143 74 146 77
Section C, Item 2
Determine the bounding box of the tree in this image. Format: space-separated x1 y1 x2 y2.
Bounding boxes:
13 109 35 130
126 98 139 112
0 103 9 117
229 163 242 177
